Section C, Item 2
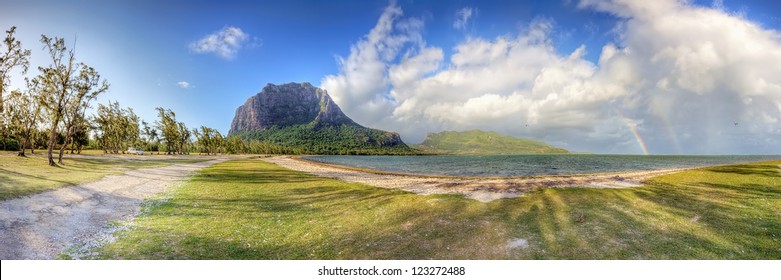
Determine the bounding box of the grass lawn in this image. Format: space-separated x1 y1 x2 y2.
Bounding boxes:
0 151 209 200
91 159 781 259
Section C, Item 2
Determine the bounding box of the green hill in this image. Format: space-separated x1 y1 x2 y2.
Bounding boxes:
413 130 569 155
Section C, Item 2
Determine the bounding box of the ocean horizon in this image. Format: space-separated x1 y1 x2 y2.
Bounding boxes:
303 154 781 177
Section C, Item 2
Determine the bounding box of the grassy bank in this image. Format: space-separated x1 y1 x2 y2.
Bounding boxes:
91 159 781 259
0 152 208 200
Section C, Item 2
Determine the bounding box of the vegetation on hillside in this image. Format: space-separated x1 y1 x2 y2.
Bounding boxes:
90 159 781 259
233 124 420 155
414 130 569 154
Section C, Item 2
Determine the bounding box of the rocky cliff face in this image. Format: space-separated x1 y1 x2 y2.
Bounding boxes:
229 82 358 134
228 82 405 148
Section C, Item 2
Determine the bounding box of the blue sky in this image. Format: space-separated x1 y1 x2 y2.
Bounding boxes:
3 0 781 154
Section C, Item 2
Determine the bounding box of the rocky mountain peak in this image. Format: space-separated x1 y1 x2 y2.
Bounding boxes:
229 82 358 135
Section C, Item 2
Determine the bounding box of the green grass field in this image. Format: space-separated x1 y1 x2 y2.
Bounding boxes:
0 152 208 200
91 159 781 259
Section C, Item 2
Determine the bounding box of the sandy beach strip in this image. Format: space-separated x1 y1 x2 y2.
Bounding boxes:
259 156 688 202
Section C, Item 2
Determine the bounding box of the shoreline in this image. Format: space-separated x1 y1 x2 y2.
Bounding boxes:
259 156 692 202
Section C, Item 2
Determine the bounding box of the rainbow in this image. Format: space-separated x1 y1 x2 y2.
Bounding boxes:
619 113 650 155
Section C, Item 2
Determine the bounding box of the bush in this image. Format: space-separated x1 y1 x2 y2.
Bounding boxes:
1 138 20 151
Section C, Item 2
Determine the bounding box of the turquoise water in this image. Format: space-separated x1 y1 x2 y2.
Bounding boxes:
302 154 781 177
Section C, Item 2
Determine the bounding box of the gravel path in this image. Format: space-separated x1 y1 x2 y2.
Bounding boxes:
261 156 688 203
0 158 227 260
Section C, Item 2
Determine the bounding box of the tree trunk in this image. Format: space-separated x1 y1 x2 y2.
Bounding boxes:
17 138 27 157
17 137 28 157
0 82 4 113
58 132 71 164
47 111 62 166
47 130 57 166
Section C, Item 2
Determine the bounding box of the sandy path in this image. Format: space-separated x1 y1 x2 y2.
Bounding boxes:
261 156 688 203
0 158 228 260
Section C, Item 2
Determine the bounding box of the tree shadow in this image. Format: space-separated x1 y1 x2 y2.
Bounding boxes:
708 163 781 178
0 167 74 187
91 160 781 260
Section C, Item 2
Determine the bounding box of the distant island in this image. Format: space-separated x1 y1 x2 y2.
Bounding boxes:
228 82 417 155
413 130 570 155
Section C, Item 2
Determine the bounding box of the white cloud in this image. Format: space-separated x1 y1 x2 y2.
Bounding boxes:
453 7 475 30
321 3 424 126
176 81 191 88
189 26 250 60
321 1 781 154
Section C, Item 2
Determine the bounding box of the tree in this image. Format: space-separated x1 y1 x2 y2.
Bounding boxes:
177 121 190 155
155 107 179 155
69 117 89 154
56 64 108 163
1 26 32 114
194 126 225 155
124 107 140 151
37 35 78 166
141 120 158 152
3 78 43 156
225 135 245 154
93 101 139 154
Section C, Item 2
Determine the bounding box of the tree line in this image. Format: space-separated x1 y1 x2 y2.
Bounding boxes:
0 26 236 164
1 26 419 162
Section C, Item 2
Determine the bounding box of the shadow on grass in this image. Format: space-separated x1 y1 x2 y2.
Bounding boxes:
708 163 781 178
95 159 781 260
0 167 74 187
193 169 321 185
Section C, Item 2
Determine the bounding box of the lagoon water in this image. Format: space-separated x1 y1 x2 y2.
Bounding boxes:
303 154 781 177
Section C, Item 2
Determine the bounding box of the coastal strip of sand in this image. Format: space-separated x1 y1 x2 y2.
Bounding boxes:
259 156 687 202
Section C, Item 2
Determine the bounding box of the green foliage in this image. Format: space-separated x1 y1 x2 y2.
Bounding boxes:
193 126 225 155
93 101 140 154
1 137 20 151
155 108 191 155
34 34 108 165
233 123 419 155
414 130 570 155
2 82 43 155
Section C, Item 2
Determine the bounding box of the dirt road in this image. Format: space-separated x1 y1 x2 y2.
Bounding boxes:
0 158 227 259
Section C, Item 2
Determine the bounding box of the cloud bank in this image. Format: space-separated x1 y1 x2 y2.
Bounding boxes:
190 26 250 60
321 0 781 154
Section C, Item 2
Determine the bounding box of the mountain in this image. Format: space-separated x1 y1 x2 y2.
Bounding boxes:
413 130 570 154
229 82 414 154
